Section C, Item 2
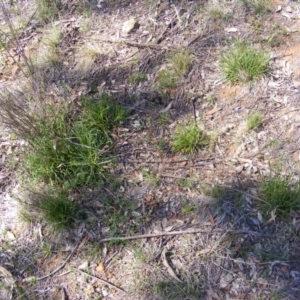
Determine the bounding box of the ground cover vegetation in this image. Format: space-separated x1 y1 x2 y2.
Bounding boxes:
1 0 300 299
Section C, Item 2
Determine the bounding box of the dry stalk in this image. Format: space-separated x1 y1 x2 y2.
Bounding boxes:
99 228 269 243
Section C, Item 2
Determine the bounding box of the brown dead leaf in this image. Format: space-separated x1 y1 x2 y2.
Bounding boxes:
161 249 182 283
11 65 20 76
225 284 232 292
77 234 89 251
175 185 181 191
266 208 277 224
281 265 288 273
199 247 213 255
187 190 196 197
86 284 94 295
145 194 155 202
206 107 222 115
180 161 187 167
207 208 215 227
96 262 105 273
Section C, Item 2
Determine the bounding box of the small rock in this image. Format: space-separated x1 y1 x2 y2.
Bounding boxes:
162 217 168 228
78 261 89 270
276 5 282 13
133 120 141 128
225 27 238 33
286 6 292 13
219 273 233 289
122 19 140 34
254 243 262 252
102 289 109 297
5 231 15 240
234 258 245 271
235 165 244 173
291 270 300 283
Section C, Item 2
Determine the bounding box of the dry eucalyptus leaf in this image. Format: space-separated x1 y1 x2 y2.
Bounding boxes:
86 284 94 295
96 262 105 273
161 249 182 283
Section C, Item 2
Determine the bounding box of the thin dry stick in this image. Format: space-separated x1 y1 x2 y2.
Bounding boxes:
77 269 126 294
93 38 168 49
36 233 85 281
99 228 268 243
126 157 215 164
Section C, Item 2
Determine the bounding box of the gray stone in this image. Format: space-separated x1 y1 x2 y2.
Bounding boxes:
122 19 140 34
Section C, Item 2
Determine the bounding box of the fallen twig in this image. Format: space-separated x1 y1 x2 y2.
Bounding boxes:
36 232 86 281
93 38 168 50
99 228 268 243
126 157 215 164
77 269 126 294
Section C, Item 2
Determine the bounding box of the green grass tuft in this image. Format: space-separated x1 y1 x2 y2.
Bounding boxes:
242 0 272 15
246 112 263 130
220 41 269 83
21 188 78 230
171 50 192 77
171 122 210 154
35 0 60 23
259 171 300 220
36 191 77 230
130 71 147 84
157 69 177 90
25 94 127 188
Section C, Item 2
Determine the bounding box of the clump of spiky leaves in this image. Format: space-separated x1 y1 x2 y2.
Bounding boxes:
37 23 62 67
156 69 177 91
24 95 127 189
75 43 104 72
170 49 192 77
220 41 269 83
130 71 147 84
259 170 300 220
171 122 210 154
242 0 271 15
246 112 262 130
206 0 232 21
267 24 289 47
21 188 78 230
0 90 127 189
35 0 60 23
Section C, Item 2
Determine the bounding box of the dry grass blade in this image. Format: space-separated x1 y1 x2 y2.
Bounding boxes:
0 90 37 139
99 228 268 243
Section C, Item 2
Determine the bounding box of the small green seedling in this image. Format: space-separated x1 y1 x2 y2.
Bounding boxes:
157 69 177 90
130 71 147 84
207 94 217 105
242 0 272 15
171 50 192 77
246 112 262 130
141 169 160 186
36 0 60 22
171 122 210 154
